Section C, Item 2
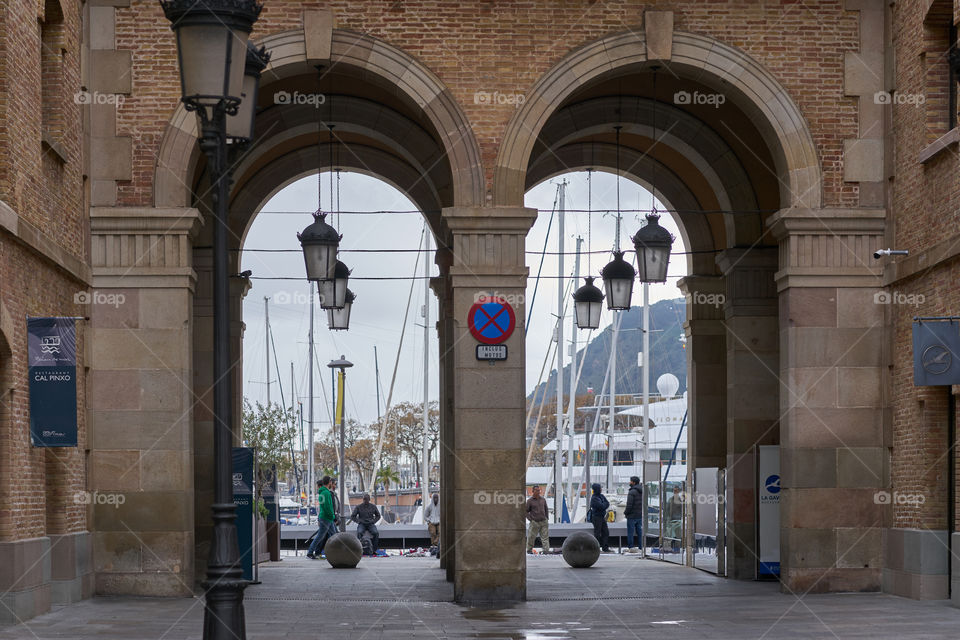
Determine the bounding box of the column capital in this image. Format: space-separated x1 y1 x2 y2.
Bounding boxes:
677 275 726 327
716 248 778 317
90 207 203 290
766 207 885 290
443 206 536 288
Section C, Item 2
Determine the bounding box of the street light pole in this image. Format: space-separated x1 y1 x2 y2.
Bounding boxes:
328 356 353 532
160 3 266 637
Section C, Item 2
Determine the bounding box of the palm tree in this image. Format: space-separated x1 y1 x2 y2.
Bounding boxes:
376 465 401 515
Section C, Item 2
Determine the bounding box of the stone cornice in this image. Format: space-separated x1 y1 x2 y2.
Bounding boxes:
442 207 537 234
767 207 886 240
0 199 91 285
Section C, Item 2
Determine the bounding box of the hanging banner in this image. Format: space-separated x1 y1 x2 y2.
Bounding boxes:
28 317 78 447
912 321 960 386
757 445 780 578
233 447 255 581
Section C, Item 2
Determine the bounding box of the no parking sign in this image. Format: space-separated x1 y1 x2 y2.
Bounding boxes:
467 296 516 345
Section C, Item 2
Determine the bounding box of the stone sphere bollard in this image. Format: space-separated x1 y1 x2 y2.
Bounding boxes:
324 532 363 568
561 531 601 568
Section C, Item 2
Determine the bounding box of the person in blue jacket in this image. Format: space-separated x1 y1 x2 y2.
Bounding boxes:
588 483 611 552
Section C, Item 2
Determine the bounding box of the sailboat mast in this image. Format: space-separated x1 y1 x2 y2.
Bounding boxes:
642 282 650 469
554 180 566 522
264 297 271 406
566 236 581 508
308 283 315 517
607 312 618 493
422 231 431 507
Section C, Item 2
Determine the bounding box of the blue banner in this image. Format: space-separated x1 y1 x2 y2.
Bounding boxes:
232 447 255 581
28 318 78 447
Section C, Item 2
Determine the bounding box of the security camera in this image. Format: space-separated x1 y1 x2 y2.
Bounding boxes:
873 249 908 259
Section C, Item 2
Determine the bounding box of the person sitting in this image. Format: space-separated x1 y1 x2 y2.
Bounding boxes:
350 493 381 554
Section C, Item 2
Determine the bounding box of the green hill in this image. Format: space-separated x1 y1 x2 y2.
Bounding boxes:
530 297 687 402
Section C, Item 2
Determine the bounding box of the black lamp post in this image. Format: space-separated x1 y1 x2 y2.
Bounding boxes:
161 1 262 638
572 276 604 330
600 250 636 310
632 214 675 283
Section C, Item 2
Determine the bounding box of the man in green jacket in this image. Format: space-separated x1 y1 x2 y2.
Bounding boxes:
307 476 338 559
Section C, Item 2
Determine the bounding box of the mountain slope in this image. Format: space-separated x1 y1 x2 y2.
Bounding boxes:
530 297 687 402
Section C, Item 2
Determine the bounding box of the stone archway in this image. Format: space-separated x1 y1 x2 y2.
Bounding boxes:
149 27 486 590
494 27 826 583
154 29 484 213
495 29 822 213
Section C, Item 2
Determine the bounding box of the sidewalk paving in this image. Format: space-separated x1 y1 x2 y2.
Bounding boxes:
2 554 959 639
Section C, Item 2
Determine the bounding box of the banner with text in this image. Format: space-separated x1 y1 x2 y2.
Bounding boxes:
28 317 78 447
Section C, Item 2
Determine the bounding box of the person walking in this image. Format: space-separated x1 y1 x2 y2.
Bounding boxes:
525 485 550 554
424 492 441 551
624 476 644 553
588 483 611 552
306 476 337 559
665 484 684 552
350 492 381 553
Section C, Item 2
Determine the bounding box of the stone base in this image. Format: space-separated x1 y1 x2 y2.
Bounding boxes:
0 532 96 623
453 570 525 603
49 532 94 605
0 537 51 624
883 528 948 600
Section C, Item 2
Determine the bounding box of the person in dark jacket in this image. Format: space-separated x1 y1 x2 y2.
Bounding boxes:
624 476 643 553
350 493 381 553
588 483 611 552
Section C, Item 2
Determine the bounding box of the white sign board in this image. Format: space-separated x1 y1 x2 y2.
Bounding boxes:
757 445 780 577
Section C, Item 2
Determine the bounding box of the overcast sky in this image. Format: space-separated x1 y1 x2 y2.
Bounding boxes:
240 171 687 430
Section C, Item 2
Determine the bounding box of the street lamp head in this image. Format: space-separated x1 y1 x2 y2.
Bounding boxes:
297 212 341 281
572 276 604 330
326 288 355 331
226 41 269 141
327 355 354 370
631 214 674 283
160 0 262 114
600 250 636 310
318 260 351 310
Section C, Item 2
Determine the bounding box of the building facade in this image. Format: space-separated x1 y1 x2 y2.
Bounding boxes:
1 0 959 623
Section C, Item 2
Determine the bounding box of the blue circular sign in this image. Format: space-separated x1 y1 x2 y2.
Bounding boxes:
765 474 780 494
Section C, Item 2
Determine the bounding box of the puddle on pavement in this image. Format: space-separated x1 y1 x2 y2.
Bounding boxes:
463 610 582 639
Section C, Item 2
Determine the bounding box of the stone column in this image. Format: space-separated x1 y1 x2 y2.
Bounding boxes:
430 245 456 581
769 208 886 593
443 206 535 603
677 276 727 472
88 207 200 596
677 275 727 569
716 248 779 580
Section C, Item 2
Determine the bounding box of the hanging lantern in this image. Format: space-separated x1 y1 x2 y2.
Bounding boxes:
600 250 635 310
572 276 604 330
297 212 341 281
319 260 350 309
631 214 675 283
327 288 355 330
225 42 269 141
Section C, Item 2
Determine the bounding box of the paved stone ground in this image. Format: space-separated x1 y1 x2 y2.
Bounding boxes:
2 555 960 639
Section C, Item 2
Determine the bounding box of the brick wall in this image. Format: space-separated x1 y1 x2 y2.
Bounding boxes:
891 0 960 532
0 0 87 543
113 0 860 208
